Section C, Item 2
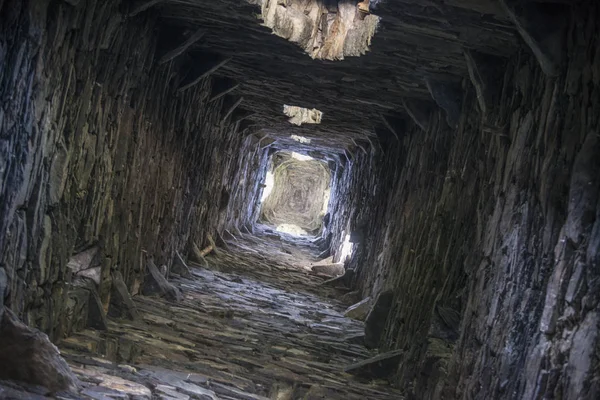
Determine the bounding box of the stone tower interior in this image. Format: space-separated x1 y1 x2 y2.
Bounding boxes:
0 0 599 399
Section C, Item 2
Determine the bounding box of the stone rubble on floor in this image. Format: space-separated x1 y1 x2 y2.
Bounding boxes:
0 231 404 399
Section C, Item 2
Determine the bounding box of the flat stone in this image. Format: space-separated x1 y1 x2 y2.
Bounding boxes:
109 272 139 320
344 297 371 321
344 350 403 379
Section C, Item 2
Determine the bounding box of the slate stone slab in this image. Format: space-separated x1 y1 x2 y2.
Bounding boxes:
344 350 403 379
142 260 182 302
0 308 77 393
364 290 394 349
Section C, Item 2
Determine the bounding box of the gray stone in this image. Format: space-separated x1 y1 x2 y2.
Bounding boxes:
311 263 344 277
172 251 192 278
364 290 394 349
0 308 77 393
344 297 371 321
0 268 6 319
142 260 182 302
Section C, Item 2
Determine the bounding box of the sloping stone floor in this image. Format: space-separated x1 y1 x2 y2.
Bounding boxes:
1 230 404 399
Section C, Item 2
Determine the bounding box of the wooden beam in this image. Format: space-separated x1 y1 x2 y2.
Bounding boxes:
177 57 232 93
159 29 206 64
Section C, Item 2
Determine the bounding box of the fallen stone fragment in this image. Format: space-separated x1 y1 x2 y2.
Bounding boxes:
142 260 182 302
0 308 77 393
364 290 394 349
343 333 365 345
344 349 403 379
109 272 139 320
155 384 190 400
311 263 344 277
344 297 372 321
172 251 192 278
67 247 102 285
338 288 361 304
322 269 355 289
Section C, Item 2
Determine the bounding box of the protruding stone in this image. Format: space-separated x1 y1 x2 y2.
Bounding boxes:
499 0 568 77
159 28 205 64
109 272 139 320
129 0 166 17
364 290 394 349
311 263 344 277
172 251 192 278
425 77 463 128
142 260 182 302
344 297 372 321
67 247 102 285
83 282 108 331
209 79 240 103
177 55 232 93
565 131 600 245
0 308 77 393
0 268 6 319
401 98 433 132
344 349 403 379
463 49 505 116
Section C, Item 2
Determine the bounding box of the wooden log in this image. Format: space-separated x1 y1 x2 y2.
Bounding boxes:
159 29 206 64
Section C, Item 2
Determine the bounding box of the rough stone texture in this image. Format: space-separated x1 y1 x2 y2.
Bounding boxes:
0 0 263 339
0 308 77 393
260 152 330 233
108 272 139 320
0 0 598 398
364 289 394 349
344 297 371 321
258 0 380 60
142 260 182 302
348 3 600 398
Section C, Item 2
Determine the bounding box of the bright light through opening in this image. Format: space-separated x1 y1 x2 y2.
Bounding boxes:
276 224 308 236
291 135 311 144
261 170 274 202
339 234 354 263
